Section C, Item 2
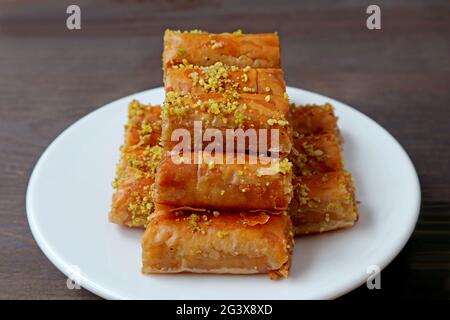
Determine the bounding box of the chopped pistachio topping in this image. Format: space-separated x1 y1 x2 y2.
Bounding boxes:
185 213 204 233
128 99 145 117
126 188 155 228
170 29 206 34
208 160 216 169
302 140 327 160
267 117 289 126
276 158 293 174
314 149 324 156
188 71 199 83
187 62 241 93
210 40 224 49
216 231 229 239
162 91 190 118
234 110 246 125
112 99 165 227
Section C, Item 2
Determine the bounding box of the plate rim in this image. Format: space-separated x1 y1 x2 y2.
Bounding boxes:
26 86 421 300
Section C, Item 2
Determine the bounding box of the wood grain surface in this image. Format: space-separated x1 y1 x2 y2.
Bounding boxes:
0 0 448 299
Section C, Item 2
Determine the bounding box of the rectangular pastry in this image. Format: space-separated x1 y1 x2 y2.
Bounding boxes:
154 152 293 211
163 30 281 70
289 133 343 176
142 205 294 279
290 104 340 139
124 100 162 148
161 92 292 154
109 101 163 227
165 63 286 97
289 171 358 235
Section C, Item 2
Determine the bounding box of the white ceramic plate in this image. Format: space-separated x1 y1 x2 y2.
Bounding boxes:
26 86 420 300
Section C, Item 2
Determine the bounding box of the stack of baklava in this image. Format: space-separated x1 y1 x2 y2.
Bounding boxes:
147 30 294 279
288 104 358 235
109 100 163 228
109 30 357 280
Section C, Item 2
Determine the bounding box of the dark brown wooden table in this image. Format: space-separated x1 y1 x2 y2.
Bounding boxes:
0 0 448 299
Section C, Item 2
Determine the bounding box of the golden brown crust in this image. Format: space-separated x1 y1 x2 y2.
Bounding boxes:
161 92 292 154
142 205 293 278
289 172 358 235
109 101 163 228
163 30 281 69
165 64 286 96
289 133 343 176
125 101 162 148
290 104 340 140
153 152 293 211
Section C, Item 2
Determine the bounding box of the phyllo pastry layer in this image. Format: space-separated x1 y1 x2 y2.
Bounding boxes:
161 92 292 154
124 100 162 147
289 133 343 176
142 205 293 279
109 100 163 227
289 172 358 235
154 152 293 211
290 104 340 139
163 30 281 70
165 62 286 97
